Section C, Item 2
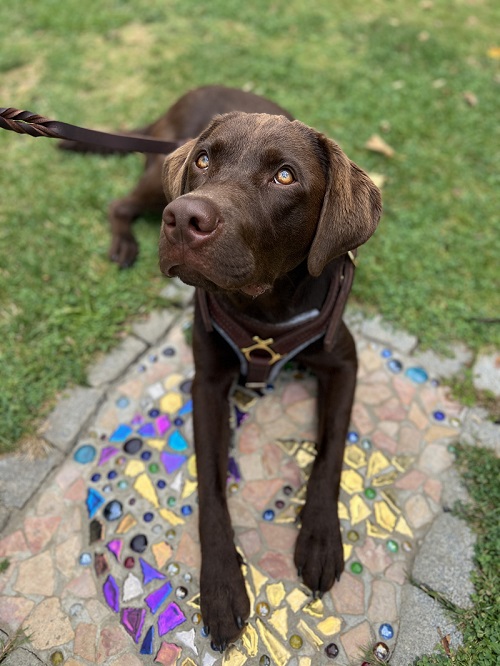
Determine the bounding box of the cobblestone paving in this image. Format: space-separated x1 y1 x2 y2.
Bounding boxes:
0 312 466 666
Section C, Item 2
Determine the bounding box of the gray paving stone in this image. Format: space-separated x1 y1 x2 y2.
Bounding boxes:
0 505 9 532
360 314 418 354
0 630 43 665
39 386 104 453
412 513 475 610
132 309 176 345
440 467 470 510
391 584 463 666
460 407 500 454
411 343 473 379
87 336 147 388
0 448 63 510
472 352 500 395
160 277 195 307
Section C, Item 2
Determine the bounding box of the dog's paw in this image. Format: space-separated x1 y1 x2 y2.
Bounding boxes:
294 504 344 595
109 233 139 268
200 549 250 652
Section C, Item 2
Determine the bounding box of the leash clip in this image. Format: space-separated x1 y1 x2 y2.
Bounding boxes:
241 336 283 366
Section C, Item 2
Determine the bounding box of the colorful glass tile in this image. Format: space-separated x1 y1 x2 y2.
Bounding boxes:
303 598 323 618
160 392 183 415
106 539 123 561
74 444 96 464
297 619 323 648
159 508 185 526
340 469 364 494
161 452 187 474
145 580 173 614
124 460 146 477
86 488 105 518
155 415 171 436
109 424 133 442
140 557 166 585
178 399 193 416
266 582 286 607
374 501 397 532
123 573 143 602
138 423 156 438
134 473 159 508
158 602 186 635
168 430 188 452
94 553 109 577
395 515 414 538
317 616 342 636
115 513 137 534
344 446 367 469
155 642 182 666
256 618 292 666
350 495 371 525
140 625 155 655
367 451 391 477
121 607 146 643
103 574 120 612
241 624 259 657
181 479 197 499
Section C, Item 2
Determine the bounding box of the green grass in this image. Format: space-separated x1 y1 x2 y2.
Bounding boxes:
413 445 500 666
0 0 499 451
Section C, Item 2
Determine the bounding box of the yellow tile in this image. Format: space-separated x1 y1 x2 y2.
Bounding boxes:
244 579 256 619
344 446 367 470
381 489 401 514
241 623 259 657
134 473 159 508
152 542 172 569
276 439 300 456
395 515 414 538
424 425 460 442
266 582 286 607
374 501 397 532
299 659 312 666
340 469 364 495
343 543 353 561
297 619 323 649
164 373 184 389
181 479 198 500
303 598 323 618
350 495 372 525
187 455 197 478
269 607 288 640
158 508 185 526
371 471 399 487
249 564 268 597
256 618 291 666
124 460 146 477
160 391 183 415
391 455 415 473
301 440 317 454
296 449 316 469
115 513 137 535
181 660 197 666
367 450 391 478
366 521 389 539
317 616 342 636
286 588 309 613
148 438 166 451
338 501 349 521
222 646 247 666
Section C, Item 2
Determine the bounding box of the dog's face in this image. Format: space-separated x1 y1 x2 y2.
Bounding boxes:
159 112 381 296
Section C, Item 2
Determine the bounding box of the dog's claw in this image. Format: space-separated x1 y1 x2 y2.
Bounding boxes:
236 552 246 567
236 616 245 630
211 640 227 653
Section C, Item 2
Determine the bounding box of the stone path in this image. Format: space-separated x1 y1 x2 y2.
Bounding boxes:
0 285 497 666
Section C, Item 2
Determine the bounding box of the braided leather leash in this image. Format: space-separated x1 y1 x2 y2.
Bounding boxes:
0 107 183 154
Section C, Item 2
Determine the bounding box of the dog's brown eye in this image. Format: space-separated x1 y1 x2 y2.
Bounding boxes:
274 168 294 185
195 153 209 169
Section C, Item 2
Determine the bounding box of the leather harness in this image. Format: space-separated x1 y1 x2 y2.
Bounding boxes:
197 252 356 389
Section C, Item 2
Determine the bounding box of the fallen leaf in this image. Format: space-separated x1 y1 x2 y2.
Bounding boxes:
463 91 478 106
367 172 386 189
365 134 395 158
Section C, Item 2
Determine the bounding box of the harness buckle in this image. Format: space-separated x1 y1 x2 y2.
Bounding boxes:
241 336 283 366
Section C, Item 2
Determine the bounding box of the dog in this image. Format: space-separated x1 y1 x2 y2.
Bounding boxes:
67 85 382 650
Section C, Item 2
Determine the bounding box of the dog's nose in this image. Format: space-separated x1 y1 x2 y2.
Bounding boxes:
162 197 220 243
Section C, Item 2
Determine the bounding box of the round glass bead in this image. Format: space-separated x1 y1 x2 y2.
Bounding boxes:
192 612 202 624
79 552 92 566
103 484 112 493
117 480 128 490
325 642 339 658
130 534 148 553
103 500 123 521
143 512 154 523
50 651 64 666
124 556 135 568
433 410 445 421
256 602 270 617
361 438 372 450
229 483 239 494
447 444 457 454
124 438 143 454
263 509 275 521
379 623 394 640
184 572 192 582
259 657 271 666
107 470 117 480
129 498 136 506
174 418 184 427
350 561 363 574
157 479 166 489
180 379 193 394
381 348 392 358
200 626 209 637
347 530 359 542
162 347 176 357
283 485 294 496
181 505 193 516
364 487 376 500
167 497 176 507
148 354 158 363
176 586 188 599
387 359 403 373
137 364 146 373
149 408 160 418
73 444 96 464
275 500 285 509
153 525 162 535
402 541 413 552
167 562 180 575
166 529 176 541
431 378 440 387
450 417 460 427
373 641 390 661
347 431 359 443
149 463 159 473
116 456 126 465
289 634 303 649
386 539 399 553
405 367 428 384
141 451 152 461
91 473 101 482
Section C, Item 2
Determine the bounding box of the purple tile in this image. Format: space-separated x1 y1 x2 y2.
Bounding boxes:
157 602 186 635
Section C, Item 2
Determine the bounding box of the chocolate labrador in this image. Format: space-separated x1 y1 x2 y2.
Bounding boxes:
69 86 381 650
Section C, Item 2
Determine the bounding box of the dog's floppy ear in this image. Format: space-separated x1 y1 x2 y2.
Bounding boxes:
162 138 197 202
307 136 382 277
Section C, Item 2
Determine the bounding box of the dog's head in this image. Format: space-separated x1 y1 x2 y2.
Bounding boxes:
159 112 381 296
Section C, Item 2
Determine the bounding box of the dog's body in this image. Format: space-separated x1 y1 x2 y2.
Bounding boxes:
72 86 381 650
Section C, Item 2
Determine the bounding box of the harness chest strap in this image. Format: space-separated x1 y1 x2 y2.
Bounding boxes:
196 252 356 389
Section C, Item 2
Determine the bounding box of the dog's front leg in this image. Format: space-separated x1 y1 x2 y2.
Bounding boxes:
191 304 250 651
294 322 357 596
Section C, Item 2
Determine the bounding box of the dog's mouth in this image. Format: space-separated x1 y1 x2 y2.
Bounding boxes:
164 263 271 298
